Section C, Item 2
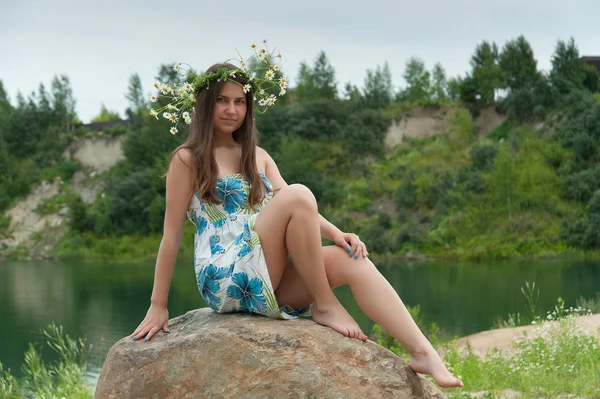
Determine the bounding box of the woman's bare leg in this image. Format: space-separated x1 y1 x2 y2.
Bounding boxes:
275 245 463 389
253 184 366 339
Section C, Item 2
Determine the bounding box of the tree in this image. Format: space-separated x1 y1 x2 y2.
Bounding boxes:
295 51 338 101
50 75 77 130
362 62 393 109
447 76 462 102
431 63 448 102
499 35 539 91
402 57 431 103
549 38 586 95
343 81 362 103
125 73 147 119
312 51 337 100
470 41 504 103
91 103 121 123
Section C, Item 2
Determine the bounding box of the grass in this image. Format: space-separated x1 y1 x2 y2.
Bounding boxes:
0 323 93 399
372 282 600 398
443 315 600 398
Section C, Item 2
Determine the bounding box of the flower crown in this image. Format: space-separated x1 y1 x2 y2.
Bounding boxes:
149 40 288 135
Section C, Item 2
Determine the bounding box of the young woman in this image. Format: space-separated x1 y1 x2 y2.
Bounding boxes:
131 62 463 389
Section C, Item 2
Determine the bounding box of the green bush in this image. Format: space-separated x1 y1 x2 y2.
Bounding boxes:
470 140 498 170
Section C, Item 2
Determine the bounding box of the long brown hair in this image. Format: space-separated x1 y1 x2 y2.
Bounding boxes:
170 63 266 210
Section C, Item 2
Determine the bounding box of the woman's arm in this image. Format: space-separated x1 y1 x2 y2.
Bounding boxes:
131 148 194 341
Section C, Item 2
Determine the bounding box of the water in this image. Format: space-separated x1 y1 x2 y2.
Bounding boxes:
1 258 598 378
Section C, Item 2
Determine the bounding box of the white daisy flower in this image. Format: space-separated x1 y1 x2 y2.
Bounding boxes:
183 82 192 91
265 70 275 80
258 98 266 106
190 93 197 102
184 117 192 125
173 63 181 71
259 89 265 95
178 88 185 95
149 109 158 119
280 81 287 89
279 77 287 84
274 65 280 71
161 86 171 95
182 111 190 120
163 112 172 120
269 64 274 70
242 84 251 93
149 95 158 103
169 114 177 123
170 127 178 135
279 88 286 96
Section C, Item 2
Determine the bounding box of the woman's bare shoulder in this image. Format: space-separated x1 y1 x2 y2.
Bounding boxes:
172 147 194 168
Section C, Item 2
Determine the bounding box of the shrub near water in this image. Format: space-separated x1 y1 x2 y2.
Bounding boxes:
443 315 600 398
0 323 92 399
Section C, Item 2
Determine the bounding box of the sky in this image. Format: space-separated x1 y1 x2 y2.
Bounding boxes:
1 0 599 123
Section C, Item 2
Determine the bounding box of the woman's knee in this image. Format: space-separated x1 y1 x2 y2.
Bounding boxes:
279 184 318 212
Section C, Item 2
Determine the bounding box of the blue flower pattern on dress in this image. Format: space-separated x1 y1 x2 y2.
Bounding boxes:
226 272 268 313
195 216 208 235
188 173 312 319
210 235 225 256
197 264 229 311
216 178 247 214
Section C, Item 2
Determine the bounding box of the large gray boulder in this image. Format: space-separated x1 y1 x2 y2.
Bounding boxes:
95 308 446 399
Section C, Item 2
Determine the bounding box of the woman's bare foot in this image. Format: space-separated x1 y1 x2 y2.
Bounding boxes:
410 348 463 388
312 302 368 341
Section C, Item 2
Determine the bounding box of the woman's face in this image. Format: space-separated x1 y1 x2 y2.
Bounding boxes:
213 81 247 136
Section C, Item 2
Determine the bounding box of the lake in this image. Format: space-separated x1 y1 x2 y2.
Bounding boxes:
1 257 598 379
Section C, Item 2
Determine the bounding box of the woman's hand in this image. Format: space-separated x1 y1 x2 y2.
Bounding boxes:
334 232 369 260
130 304 170 342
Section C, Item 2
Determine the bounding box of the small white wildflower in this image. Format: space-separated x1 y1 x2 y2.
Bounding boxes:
173 63 181 71
274 64 280 71
280 81 287 89
170 127 178 135
259 89 265 95
182 111 190 120
258 98 266 106
230 71 237 78
161 86 171 95
183 82 192 91
149 109 158 119
243 84 251 93
190 93 197 102
149 95 158 103
169 114 177 123
279 88 286 96
163 112 172 120
265 70 275 80
279 77 287 84
184 117 192 125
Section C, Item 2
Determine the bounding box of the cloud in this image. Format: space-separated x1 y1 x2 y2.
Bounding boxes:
2 0 599 122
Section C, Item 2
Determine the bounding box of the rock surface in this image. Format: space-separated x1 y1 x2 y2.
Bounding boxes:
95 308 446 399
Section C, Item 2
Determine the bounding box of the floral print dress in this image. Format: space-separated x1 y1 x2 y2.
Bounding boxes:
187 172 311 319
